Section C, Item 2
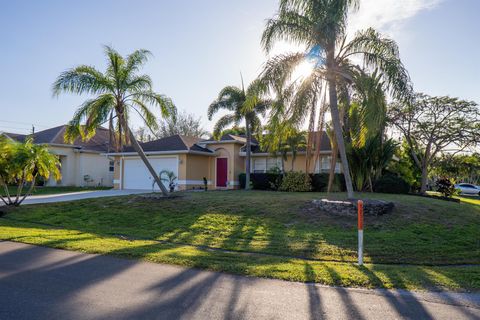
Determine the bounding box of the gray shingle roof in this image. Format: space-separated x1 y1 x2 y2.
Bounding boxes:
120 135 213 153
2 125 112 153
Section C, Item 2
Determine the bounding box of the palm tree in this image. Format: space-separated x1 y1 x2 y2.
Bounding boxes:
348 69 388 146
261 0 411 198
0 138 61 206
284 130 307 171
52 46 176 196
208 79 271 190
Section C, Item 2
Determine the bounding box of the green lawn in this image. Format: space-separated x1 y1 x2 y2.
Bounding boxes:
1 191 479 291
3 186 112 197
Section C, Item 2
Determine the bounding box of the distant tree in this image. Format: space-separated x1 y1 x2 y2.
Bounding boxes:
134 126 155 142
433 153 480 185
389 94 480 194
387 140 422 191
155 110 209 139
221 126 246 137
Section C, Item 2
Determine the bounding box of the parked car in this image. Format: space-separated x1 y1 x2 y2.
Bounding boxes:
454 183 480 195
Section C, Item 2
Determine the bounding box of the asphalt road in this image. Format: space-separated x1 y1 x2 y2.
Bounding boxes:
0 241 478 320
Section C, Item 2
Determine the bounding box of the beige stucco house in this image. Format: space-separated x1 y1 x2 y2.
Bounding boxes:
2 125 114 187
108 133 340 191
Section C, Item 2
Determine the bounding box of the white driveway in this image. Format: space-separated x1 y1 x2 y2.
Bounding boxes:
3 189 149 206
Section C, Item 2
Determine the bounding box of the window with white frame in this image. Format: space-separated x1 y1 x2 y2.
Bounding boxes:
267 157 282 172
253 158 267 173
315 156 341 173
109 160 115 172
252 157 282 173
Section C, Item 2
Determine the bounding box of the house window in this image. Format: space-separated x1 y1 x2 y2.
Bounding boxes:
252 157 282 173
315 156 331 173
315 156 341 173
253 158 266 173
109 160 115 172
266 158 282 171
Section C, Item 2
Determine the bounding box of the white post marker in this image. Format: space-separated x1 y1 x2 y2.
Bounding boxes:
358 200 364 266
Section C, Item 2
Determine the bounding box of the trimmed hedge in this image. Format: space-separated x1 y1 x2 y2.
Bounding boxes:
239 172 346 192
239 173 282 190
374 174 411 194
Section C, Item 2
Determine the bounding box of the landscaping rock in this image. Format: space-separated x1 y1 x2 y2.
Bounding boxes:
311 199 394 216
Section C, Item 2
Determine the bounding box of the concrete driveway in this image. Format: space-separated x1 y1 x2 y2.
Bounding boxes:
5 189 149 205
0 241 478 320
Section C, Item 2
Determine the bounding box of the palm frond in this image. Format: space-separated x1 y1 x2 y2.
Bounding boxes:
52 65 112 96
342 28 412 101
213 114 238 139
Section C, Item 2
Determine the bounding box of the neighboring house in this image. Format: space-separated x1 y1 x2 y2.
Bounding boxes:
107 132 341 191
1 125 114 187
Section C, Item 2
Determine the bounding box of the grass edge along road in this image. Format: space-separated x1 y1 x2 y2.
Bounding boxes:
1 218 479 291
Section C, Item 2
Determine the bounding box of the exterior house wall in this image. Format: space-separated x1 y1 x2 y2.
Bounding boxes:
75 152 114 187
182 154 213 190
251 153 341 174
47 146 78 186
47 146 113 187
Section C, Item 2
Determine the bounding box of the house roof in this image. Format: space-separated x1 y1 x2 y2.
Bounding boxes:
2 125 112 153
201 134 258 145
118 135 214 154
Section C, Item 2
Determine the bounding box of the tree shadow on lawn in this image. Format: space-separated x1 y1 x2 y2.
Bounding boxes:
0 230 478 319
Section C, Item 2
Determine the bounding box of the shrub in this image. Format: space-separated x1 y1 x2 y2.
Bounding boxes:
374 174 410 194
436 177 456 198
279 172 311 192
239 173 283 190
310 173 346 192
239 173 246 189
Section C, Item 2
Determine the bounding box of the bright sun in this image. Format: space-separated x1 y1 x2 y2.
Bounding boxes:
291 60 315 81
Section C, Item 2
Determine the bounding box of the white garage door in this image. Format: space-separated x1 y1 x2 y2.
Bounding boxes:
123 157 178 190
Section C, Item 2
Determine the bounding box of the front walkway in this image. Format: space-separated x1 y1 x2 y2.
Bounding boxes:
4 189 149 206
0 241 478 320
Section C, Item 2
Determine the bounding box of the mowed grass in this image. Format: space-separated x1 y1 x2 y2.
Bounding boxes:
1 191 479 291
3 186 112 196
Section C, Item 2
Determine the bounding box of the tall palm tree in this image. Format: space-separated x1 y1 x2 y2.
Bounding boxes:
52 46 176 196
208 79 270 190
261 0 411 198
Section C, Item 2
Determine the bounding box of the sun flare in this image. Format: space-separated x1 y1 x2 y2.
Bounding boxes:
291 60 315 81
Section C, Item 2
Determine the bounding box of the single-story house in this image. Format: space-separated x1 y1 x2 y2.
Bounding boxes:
107 133 341 191
1 125 114 187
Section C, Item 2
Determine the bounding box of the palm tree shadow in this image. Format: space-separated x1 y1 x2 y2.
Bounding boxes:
0 243 138 319
352 265 435 319
304 263 324 320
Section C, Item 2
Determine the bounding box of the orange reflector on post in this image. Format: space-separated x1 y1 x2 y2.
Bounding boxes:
358 200 364 266
357 200 364 230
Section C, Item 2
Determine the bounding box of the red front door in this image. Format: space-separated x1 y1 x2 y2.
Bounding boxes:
216 158 228 187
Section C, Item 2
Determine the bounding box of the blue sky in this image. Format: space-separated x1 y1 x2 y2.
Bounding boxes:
0 0 479 134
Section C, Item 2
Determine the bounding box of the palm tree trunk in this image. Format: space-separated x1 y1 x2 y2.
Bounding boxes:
327 47 354 199
127 127 169 196
17 175 37 206
0 179 13 205
245 120 251 190
327 147 338 193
